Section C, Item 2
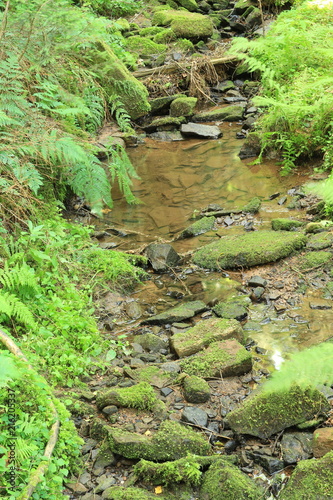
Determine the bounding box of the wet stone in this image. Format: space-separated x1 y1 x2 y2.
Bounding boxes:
247 452 284 474
143 300 207 325
181 406 208 427
247 275 267 288
160 387 173 397
250 286 265 301
281 432 313 464
145 243 180 272
102 405 118 415
180 122 222 139
95 476 117 493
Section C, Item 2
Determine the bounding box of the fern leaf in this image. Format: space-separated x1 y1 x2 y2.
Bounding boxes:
0 291 36 329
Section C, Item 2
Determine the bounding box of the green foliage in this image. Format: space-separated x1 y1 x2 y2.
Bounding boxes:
78 0 143 17
109 95 133 133
134 455 202 486
229 2 333 173
262 342 333 394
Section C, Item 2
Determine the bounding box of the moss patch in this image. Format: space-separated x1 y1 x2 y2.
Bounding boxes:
170 97 197 117
143 300 207 325
183 375 211 403
124 366 176 389
171 317 244 357
180 339 252 378
126 36 167 56
178 215 215 239
213 296 250 321
226 384 330 439
177 0 199 11
193 230 307 270
102 486 166 500
193 105 245 122
272 218 304 231
107 420 211 461
152 10 213 41
307 231 333 250
96 382 158 411
279 450 333 500
242 197 261 214
297 251 332 270
200 459 266 500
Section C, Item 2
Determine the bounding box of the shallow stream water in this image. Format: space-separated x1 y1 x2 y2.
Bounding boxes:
95 123 333 371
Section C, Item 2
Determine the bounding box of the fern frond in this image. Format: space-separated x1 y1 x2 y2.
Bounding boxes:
0 290 36 329
0 262 39 298
109 94 133 133
108 145 140 205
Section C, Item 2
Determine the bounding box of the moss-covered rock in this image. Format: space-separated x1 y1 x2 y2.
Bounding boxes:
193 230 307 270
126 36 167 57
177 215 215 239
183 375 211 403
193 105 245 122
171 317 244 357
242 196 261 214
102 486 165 499
305 220 333 233
149 94 187 115
143 300 207 325
226 384 330 439
200 459 266 500
177 0 199 11
180 339 252 378
307 231 333 250
173 38 194 52
297 251 332 270
91 46 150 120
152 10 214 41
212 297 249 321
107 420 211 460
153 27 177 43
96 382 158 411
133 333 168 352
124 366 176 389
147 116 186 131
272 218 304 231
279 450 333 500
170 97 197 117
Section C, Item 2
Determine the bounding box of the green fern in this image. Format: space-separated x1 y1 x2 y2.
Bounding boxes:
0 291 36 329
0 262 39 299
262 343 333 393
109 94 133 133
108 144 140 205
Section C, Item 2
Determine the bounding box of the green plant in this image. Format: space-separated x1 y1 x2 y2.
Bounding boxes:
77 0 143 17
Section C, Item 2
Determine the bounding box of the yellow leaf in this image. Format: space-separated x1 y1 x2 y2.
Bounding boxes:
155 486 163 494
144 430 151 436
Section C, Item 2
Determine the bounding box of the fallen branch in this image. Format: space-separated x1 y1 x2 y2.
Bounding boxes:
0 328 60 500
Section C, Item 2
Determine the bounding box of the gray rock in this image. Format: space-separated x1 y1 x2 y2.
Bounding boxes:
181 406 208 427
180 122 222 139
145 243 180 272
247 276 267 288
143 300 207 325
133 332 168 353
177 215 215 239
239 144 260 159
95 475 117 493
281 432 313 465
193 104 246 122
247 451 284 474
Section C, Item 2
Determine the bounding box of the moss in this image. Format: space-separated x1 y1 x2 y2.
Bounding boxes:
193 105 245 122
139 26 166 38
200 459 265 500
152 10 213 41
126 36 167 56
173 38 194 52
125 366 176 388
107 420 211 460
177 215 214 238
178 0 199 11
272 218 304 231
305 220 333 233
307 231 333 250
180 339 252 378
153 28 177 43
102 486 165 500
96 382 158 411
134 455 203 486
183 375 211 403
171 317 244 358
242 196 261 214
116 18 130 32
213 296 250 321
150 116 186 129
279 451 333 500
227 384 330 439
170 97 197 117
193 230 307 270
143 300 207 325
297 251 332 270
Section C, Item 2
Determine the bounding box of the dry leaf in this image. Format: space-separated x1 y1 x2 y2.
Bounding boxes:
155 486 163 494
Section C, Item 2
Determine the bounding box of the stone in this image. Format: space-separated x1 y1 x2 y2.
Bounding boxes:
245 7 261 28
95 476 117 493
181 406 208 427
177 216 215 239
143 300 207 325
193 230 307 270
102 486 158 499
124 365 175 389
193 104 246 122
281 432 313 464
313 427 333 458
247 451 284 474
242 196 261 213
152 10 214 41
183 375 211 403
213 80 236 92
145 243 180 272
247 276 267 288
180 122 222 139
213 297 249 321
160 387 173 397
279 450 333 500
133 333 168 353
149 94 186 115
96 382 158 411
107 420 210 460
238 143 260 159
271 218 304 231
307 231 333 250
180 339 252 378
200 459 266 499
171 317 244 357
170 97 197 117
65 482 88 494
149 131 184 141
226 384 330 439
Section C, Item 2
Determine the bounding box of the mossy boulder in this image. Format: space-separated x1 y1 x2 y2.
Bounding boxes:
213 295 250 321
96 382 158 411
153 28 177 43
193 105 245 122
234 0 253 13
124 366 176 389
149 94 187 115
171 317 244 357
143 300 207 325
102 486 165 499
177 215 215 239
242 196 261 214
91 46 150 120
297 251 332 270
183 375 211 403
272 218 304 231
177 0 199 11
226 384 330 439
107 420 211 460
279 450 333 500
305 220 333 233
307 231 333 250
126 36 167 57
133 333 168 353
193 230 307 270
170 97 197 117
146 116 186 132
180 339 252 378
200 459 266 500
152 10 214 41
